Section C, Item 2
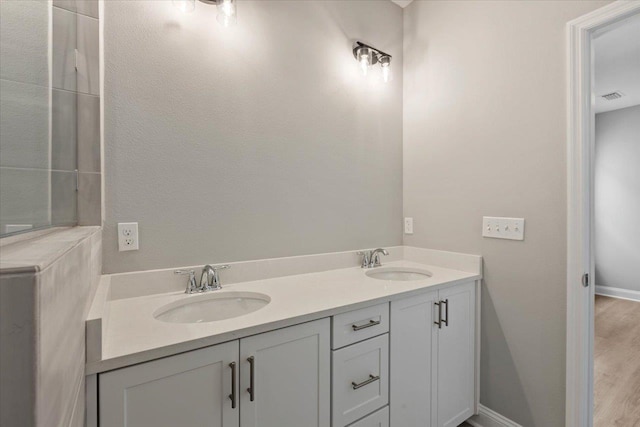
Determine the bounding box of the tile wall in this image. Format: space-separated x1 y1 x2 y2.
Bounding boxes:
0 227 102 427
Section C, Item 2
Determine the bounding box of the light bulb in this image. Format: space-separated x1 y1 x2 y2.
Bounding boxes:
381 64 391 82
380 55 392 83
360 56 370 76
217 0 237 27
173 0 195 13
356 47 372 76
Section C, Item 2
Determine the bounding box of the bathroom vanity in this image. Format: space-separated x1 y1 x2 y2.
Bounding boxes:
86 247 481 427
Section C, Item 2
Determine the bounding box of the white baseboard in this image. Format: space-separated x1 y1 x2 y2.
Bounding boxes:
466 404 522 427
595 285 640 302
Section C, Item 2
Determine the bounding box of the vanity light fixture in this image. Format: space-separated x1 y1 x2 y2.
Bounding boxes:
174 0 238 27
214 0 237 27
173 0 195 13
353 41 392 82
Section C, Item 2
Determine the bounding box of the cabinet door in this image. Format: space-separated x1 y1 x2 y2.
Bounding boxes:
240 318 330 427
99 341 239 427
390 290 439 427
436 282 476 427
332 334 389 426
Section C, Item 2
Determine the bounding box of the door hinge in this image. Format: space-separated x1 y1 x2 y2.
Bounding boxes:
581 273 589 288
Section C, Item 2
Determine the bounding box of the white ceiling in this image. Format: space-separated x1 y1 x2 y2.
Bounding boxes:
390 0 414 8
593 13 640 114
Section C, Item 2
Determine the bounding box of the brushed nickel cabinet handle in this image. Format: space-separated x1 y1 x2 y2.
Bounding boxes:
352 374 380 390
247 356 255 402
443 299 449 327
434 301 442 328
352 319 381 331
229 362 237 409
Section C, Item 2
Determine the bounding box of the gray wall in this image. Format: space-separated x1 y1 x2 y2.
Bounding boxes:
595 105 640 292
402 1 609 426
103 0 403 273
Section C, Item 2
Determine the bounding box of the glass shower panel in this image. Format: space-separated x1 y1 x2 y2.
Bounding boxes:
0 0 79 236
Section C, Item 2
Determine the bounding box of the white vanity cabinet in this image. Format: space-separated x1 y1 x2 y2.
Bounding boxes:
99 341 239 427
435 282 477 427
390 281 477 427
240 318 330 427
97 281 478 427
98 318 330 427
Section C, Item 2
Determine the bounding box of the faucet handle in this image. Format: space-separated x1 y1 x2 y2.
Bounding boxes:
175 269 198 294
356 251 371 269
209 265 230 289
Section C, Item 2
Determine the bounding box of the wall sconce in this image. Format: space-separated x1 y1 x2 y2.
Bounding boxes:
174 0 238 27
353 41 392 82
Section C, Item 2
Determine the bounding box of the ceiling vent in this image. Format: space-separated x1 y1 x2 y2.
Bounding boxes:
601 91 624 101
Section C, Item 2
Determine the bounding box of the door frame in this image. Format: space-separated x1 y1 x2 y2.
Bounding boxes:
565 2 640 426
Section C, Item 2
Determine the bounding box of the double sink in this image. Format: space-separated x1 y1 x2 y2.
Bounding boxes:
154 266 432 324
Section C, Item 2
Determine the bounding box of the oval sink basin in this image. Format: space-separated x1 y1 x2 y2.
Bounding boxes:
366 267 432 281
154 291 271 324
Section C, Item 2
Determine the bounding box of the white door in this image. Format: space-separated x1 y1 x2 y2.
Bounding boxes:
390 290 438 427
240 318 330 427
436 282 476 427
99 341 239 427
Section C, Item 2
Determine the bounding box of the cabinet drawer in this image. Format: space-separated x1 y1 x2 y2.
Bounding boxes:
349 406 389 427
332 334 389 427
332 303 389 349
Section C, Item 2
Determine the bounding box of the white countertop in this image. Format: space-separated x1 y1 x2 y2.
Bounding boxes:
88 258 480 375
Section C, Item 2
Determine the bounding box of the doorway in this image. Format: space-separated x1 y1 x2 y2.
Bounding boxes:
566 3 640 427
592 12 640 426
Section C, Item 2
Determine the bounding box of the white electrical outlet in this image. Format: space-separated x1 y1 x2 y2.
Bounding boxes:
118 222 139 251
404 217 414 234
482 217 525 241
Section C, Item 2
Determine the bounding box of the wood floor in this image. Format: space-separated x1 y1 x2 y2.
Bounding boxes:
594 295 640 427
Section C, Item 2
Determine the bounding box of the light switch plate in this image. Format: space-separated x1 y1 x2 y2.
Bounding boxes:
404 217 414 234
482 217 525 241
118 222 139 251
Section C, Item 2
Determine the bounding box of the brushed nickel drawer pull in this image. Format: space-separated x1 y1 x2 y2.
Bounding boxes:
229 362 237 409
352 319 380 331
443 299 449 327
351 374 380 390
247 356 255 402
434 301 442 328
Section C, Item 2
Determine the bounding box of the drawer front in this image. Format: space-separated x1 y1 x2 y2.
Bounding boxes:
349 406 389 427
332 303 389 349
332 334 389 427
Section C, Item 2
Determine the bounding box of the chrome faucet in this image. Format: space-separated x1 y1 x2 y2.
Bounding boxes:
357 248 389 269
175 264 231 294
200 264 230 291
370 248 389 267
